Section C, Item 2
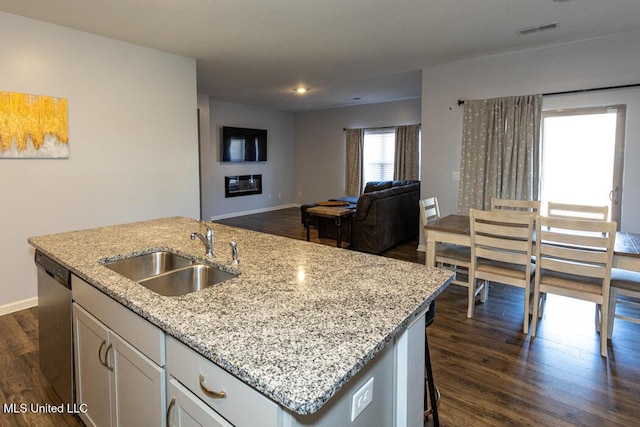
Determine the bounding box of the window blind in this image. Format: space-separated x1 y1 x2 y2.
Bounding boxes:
362 128 395 186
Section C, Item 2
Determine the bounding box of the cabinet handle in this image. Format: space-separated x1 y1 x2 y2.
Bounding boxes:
98 340 107 367
166 397 175 427
104 343 114 372
199 373 227 398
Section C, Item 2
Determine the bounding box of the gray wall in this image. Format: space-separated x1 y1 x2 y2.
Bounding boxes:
421 30 640 233
0 12 199 312
293 99 421 205
201 100 296 219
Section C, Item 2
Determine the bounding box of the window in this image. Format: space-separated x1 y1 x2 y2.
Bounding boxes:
362 128 395 187
540 105 625 223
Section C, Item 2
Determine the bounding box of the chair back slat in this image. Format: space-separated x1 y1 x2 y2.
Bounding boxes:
540 244 609 266
491 198 541 214
547 202 609 221
419 197 440 227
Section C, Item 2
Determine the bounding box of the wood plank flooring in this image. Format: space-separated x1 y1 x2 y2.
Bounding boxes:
1 207 637 426
217 207 640 426
0 308 83 427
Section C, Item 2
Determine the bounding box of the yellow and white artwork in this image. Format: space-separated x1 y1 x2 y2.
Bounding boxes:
0 91 69 158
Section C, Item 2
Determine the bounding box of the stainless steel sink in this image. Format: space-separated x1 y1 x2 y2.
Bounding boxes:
104 251 193 281
138 265 237 297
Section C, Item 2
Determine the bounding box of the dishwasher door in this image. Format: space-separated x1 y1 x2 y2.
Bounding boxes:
36 251 73 406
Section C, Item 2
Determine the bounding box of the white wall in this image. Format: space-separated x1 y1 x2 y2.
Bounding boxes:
421 31 640 233
0 12 199 312
202 100 296 219
294 99 421 204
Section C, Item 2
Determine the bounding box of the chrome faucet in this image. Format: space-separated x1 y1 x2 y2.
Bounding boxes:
191 222 214 257
230 241 239 265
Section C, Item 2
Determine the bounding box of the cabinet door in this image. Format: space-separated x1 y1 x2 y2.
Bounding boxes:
167 379 232 427
110 331 166 427
73 303 114 427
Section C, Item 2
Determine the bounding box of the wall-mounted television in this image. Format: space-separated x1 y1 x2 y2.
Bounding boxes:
220 126 267 162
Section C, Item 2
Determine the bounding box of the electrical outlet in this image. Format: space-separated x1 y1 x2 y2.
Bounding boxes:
452 171 460 181
351 377 374 421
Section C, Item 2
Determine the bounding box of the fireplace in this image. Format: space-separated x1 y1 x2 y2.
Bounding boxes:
225 175 262 198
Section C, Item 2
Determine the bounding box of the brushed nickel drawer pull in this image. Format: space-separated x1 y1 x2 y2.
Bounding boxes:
98 340 107 367
104 343 114 372
199 373 227 398
166 397 176 427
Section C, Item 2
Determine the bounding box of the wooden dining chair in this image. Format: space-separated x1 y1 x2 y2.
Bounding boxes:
491 198 541 214
531 216 616 357
419 197 474 296
547 202 609 221
469 209 535 332
607 269 640 337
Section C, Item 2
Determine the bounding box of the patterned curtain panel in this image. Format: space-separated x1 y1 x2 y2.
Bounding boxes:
457 94 542 213
394 124 420 181
345 128 364 196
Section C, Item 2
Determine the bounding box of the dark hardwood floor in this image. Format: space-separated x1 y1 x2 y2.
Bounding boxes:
2 207 637 426
0 309 83 427
218 207 640 426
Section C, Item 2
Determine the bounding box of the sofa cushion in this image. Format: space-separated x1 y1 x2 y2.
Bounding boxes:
363 181 393 193
355 183 419 221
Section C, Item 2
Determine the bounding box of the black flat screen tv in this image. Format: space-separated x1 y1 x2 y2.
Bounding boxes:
221 126 267 162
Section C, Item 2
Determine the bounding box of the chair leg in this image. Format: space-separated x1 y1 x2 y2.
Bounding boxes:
424 329 439 426
607 287 618 338
600 297 609 357
523 283 531 334
531 288 540 338
467 280 476 318
480 280 489 303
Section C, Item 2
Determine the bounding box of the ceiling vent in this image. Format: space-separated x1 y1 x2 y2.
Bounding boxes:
517 23 559 36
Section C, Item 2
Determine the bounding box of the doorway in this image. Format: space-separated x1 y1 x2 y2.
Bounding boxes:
540 105 626 225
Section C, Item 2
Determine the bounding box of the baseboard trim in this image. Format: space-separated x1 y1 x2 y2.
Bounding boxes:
417 244 426 253
211 204 300 221
0 296 38 316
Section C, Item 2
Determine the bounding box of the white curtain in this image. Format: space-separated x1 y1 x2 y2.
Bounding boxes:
394 124 420 181
457 94 542 213
345 128 364 196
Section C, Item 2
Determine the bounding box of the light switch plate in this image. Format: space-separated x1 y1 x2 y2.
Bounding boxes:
351 377 374 422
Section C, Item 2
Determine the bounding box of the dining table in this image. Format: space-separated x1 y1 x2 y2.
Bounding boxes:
424 214 640 272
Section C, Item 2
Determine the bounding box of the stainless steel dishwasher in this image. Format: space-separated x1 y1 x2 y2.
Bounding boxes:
35 250 73 406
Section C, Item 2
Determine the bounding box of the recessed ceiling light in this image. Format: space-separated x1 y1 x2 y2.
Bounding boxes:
294 87 309 94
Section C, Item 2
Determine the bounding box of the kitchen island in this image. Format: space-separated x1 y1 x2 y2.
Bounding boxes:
29 216 452 426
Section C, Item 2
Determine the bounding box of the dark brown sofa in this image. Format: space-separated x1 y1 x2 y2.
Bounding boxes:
350 180 420 254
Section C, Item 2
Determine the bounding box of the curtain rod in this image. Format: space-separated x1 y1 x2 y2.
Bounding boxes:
343 123 421 131
457 83 640 106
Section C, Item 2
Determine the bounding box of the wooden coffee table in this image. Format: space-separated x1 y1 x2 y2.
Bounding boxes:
305 205 355 248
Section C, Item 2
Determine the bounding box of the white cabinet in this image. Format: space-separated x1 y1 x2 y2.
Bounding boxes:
167 378 232 427
74 304 166 427
72 276 166 427
73 303 112 427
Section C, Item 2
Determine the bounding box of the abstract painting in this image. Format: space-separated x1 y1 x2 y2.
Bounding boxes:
0 91 69 158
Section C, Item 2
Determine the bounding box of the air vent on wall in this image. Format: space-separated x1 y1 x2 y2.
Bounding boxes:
517 22 559 36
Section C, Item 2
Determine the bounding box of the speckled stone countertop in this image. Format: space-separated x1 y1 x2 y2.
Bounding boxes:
28 216 453 415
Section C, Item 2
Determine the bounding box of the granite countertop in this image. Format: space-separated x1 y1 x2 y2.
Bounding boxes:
28 216 453 415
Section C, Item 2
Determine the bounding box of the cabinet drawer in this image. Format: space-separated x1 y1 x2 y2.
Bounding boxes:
168 378 232 427
166 336 279 427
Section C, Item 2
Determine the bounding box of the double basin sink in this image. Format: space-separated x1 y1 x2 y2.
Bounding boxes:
104 251 237 296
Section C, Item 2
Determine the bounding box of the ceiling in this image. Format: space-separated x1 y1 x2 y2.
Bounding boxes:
1 0 639 112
